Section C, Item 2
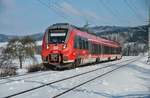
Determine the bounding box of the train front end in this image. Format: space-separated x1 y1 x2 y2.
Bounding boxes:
41 23 75 69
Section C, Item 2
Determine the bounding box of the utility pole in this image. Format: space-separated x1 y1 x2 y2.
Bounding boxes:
147 7 150 64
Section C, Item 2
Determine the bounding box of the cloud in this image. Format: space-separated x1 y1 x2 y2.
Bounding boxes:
60 2 82 16
84 11 101 21
59 1 103 23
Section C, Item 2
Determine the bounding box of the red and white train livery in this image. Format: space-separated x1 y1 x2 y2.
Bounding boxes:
41 23 122 69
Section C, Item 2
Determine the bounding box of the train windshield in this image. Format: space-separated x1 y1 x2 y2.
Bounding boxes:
48 29 68 43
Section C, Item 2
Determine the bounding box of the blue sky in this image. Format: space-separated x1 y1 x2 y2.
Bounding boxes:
0 0 149 35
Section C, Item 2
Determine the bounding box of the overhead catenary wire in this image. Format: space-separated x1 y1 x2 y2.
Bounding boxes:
123 0 147 32
101 0 133 25
36 0 70 21
54 0 108 25
123 0 145 22
129 0 145 19
98 0 123 25
61 0 98 25
97 0 147 32
48 0 93 25
49 0 75 20
37 0 147 32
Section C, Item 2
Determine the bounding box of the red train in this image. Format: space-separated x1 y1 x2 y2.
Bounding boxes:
41 23 122 69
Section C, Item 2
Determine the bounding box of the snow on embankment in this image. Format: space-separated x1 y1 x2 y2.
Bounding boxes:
0 42 7 47
64 56 150 98
36 40 42 46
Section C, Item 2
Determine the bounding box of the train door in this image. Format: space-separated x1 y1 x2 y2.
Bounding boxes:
99 44 102 61
100 44 103 61
88 41 93 63
100 44 104 61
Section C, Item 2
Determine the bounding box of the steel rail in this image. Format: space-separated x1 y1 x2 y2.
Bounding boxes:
3 57 138 98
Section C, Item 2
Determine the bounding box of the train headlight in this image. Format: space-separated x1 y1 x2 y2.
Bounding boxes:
63 43 67 49
73 52 76 56
46 45 49 49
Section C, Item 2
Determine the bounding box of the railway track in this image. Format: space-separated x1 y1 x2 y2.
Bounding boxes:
52 58 140 98
0 57 132 85
0 70 60 85
2 57 139 98
0 60 112 80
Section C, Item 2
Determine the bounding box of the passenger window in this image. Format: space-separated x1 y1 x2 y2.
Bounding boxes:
78 36 82 49
74 35 80 49
74 36 77 48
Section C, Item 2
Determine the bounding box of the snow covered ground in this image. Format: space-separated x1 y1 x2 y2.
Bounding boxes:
0 56 149 98
12 54 42 68
36 40 42 46
15 54 42 75
0 42 7 47
63 56 150 98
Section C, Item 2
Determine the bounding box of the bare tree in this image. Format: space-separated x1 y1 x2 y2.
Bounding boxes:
1 36 36 69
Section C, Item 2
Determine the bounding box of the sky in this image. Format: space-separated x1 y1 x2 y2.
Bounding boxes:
0 0 149 35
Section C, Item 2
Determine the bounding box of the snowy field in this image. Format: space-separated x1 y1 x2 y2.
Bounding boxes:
0 56 149 98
